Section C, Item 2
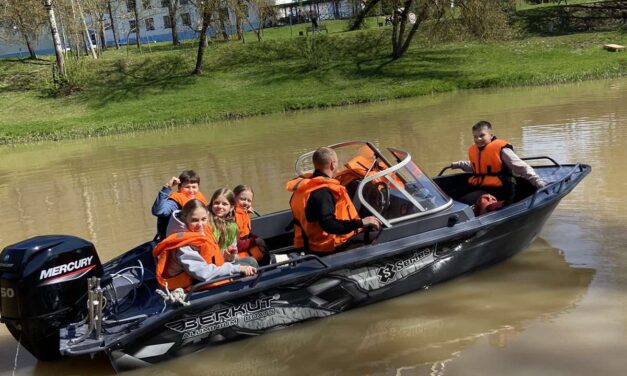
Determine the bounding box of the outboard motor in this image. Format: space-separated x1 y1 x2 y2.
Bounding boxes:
0 235 103 360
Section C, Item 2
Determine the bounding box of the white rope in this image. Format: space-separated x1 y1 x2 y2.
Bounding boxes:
156 283 190 306
12 335 21 376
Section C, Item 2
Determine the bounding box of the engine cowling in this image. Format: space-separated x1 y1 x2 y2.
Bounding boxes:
0 235 103 360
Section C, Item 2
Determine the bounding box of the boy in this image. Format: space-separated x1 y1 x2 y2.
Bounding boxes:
450 121 546 205
152 170 208 240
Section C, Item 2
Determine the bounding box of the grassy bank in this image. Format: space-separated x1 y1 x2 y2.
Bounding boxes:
1 21 626 144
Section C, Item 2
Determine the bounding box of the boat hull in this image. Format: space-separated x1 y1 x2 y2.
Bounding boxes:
109 200 559 370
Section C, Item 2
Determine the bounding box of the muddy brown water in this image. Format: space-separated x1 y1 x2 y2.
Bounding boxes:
1 78 626 375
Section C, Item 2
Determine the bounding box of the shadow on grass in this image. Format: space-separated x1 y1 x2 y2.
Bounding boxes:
82 54 196 108
118 40 198 55
0 57 52 94
246 46 467 91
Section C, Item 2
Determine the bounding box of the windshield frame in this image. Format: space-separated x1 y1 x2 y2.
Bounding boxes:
293 141 453 227
357 149 453 227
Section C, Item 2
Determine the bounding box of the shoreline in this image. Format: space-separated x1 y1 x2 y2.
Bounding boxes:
1 29 626 145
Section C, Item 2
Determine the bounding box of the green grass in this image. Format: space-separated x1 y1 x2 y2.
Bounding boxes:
0 19 626 144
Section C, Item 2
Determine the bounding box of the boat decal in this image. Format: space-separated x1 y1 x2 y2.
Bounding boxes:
39 256 94 279
166 295 279 338
235 305 334 331
334 247 437 290
39 256 96 286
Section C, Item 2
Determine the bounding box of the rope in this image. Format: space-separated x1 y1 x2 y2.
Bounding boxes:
12 334 20 376
156 282 190 306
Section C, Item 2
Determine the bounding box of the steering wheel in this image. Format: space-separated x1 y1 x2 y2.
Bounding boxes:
374 181 391 214
361 181 390 214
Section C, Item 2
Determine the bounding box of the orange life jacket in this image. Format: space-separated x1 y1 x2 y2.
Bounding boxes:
468 139 511 188
286 174 360 253
153 225 227 290
169 191 208 208
336 155 404 190
234 205 264 261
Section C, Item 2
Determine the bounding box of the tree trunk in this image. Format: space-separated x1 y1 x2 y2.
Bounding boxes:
133 0 141 48
99 16 107 51
44 0 65 77
236 15 244 41
219 12 229 41
107 0 120 49
193 8 212 75
23 34 37 59
76 0 97 58
69 0 82 57
348 0 381 30
168 2 180 46
235 0 244 41
391 0 430 60
15 12 37 59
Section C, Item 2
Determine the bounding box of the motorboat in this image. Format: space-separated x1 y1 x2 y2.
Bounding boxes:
0 141 590 371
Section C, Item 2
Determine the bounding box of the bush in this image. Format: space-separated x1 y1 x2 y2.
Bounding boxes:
43 57 90 97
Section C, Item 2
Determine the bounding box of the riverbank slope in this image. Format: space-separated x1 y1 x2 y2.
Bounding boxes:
1 23 625 144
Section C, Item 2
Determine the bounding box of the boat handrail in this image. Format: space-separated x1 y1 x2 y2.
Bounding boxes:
521 156 561 167
437 156 560 177
528 163 583 208
187 254 329 297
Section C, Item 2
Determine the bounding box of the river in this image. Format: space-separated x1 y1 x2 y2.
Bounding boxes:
0 78 625 375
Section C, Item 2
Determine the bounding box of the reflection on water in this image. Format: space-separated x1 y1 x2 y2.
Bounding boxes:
1 78 626 376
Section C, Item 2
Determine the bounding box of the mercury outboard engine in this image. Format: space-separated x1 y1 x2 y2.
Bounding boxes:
0 235 103 360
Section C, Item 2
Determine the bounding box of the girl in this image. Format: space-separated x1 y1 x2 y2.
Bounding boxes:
233 185 267 263
153 199 256 291
209 188 259 268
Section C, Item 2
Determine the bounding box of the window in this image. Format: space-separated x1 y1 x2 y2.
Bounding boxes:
145 17 155 31
143 0 152 9
126 0 135 12
180 0 189 5
181 13 191 27
161 0 169 7
129 19 137 31
163 15 172 28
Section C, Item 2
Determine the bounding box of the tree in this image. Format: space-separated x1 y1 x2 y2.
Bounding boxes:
165 0 181 46
75 0 98 58
0 0 48 59
107 0 120 48
43 0 66 77
233 0 275 42
193 0 218 75
389 0 439 60
350 0 512 60
130 0 141 48
232 0 244 41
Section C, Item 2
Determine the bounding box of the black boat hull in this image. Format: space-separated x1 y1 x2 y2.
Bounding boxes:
109 199 559 370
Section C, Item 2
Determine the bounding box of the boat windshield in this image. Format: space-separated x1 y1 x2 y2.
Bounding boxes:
294 141 452 227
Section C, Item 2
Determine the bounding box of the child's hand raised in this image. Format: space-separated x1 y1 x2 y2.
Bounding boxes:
166 176 180 189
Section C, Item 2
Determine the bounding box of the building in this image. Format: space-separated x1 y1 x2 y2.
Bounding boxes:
1 0 356 58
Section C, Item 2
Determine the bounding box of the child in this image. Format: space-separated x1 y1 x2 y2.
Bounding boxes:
152 170 208 240
208 188 260 268
153 199 256 291
449 121 546 205
233 185 267 263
